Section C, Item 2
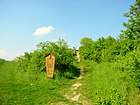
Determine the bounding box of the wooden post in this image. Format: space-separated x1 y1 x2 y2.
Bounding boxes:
46 54 55 78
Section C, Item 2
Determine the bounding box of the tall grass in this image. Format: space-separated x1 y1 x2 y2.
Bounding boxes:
79 60 140 105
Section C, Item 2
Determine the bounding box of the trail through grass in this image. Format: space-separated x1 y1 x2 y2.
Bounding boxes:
0 60 139 105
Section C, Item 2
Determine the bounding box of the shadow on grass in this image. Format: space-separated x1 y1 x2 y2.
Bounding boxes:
54 64 80 79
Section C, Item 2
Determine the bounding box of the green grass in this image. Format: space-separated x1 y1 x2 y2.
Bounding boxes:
78 60 140 105
0 60 139 105
0 61 75 105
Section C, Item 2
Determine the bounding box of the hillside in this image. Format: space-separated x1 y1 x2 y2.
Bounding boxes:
0 1 140 104
0 58 140 105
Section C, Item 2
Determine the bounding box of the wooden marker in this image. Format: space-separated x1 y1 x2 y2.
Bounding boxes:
46 54 55 78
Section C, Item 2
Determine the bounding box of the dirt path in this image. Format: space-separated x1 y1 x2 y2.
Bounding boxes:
64 49 91 104
51 50 91 105
63 76 91 105
76 50 80 63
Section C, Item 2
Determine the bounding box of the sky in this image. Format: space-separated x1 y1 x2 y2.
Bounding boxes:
0 0 135 60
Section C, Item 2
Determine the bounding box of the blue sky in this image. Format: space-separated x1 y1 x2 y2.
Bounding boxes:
0 0 135 60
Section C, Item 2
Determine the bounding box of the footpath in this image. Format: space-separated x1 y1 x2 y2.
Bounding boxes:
51 50 91 105
63 50 91 105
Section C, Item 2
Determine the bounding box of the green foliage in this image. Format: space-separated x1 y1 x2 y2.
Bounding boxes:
1 1 140 104
79 60 139 105
79 37 94 60
78 1 140 104
18 38 79 78
116 49 140 88
120 0 140 40
0 61 74 105
80 37 94 46
79 36 117 63
80 37 140 63
80 1 140 63
0 58 6 65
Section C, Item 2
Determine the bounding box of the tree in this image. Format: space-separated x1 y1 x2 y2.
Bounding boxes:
79 36 117 62
18 39 76 76
80 37 94 46
79 37 94 60
120 0 140 40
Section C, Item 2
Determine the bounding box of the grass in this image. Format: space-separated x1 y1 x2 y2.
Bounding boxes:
78 60 140 105
0 59 139 105
0 60 75 105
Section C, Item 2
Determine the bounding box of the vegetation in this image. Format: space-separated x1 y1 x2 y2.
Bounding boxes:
0 60 76 105
120 0 140 40
78 1 140 104
17 38 79 78
77 60 139 104
0 0 140 104
0 58 6 65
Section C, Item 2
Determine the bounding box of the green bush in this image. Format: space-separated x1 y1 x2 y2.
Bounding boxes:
116 49 140 88
17 39 79 78
0 58 6 65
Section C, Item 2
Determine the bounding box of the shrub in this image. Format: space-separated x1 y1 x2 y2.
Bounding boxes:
116 49 140 88
0 58 6 65
17 39 78 78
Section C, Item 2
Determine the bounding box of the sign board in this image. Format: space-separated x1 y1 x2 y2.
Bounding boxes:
46 54 55 78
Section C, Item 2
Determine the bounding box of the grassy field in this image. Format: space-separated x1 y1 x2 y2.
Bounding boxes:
0 61 76 105
0 60 140 105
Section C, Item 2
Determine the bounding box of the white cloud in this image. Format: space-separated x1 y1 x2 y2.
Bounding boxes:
33 26 54 36
0 49 7 55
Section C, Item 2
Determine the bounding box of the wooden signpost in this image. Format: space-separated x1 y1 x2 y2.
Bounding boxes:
46 54 55 78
